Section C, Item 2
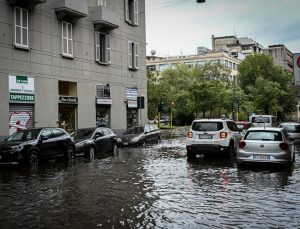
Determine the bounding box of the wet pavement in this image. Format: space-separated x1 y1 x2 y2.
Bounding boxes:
0 137 300 228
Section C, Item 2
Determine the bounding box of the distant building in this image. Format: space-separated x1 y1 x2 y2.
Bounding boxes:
263 45 294 73
146 51 240 77
197 46 211 55
211 35 264 58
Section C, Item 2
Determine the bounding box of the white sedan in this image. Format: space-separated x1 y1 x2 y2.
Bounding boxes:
237 127 295 167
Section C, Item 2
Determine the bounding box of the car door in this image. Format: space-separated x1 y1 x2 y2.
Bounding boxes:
93 129 106 154
144 126 152 144
102 128 113 153
52 128 69 155
38 129 56 158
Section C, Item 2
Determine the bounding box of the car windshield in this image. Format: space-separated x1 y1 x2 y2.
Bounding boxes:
125 126 144 134
192 122 223 131
280 124 300 133
71 128 95 140
244 131 282 141
252 117 270 123
7 129 41 141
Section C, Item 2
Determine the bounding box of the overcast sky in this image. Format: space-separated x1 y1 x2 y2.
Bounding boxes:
145 0 300 57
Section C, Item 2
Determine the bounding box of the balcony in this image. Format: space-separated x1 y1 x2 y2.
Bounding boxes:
54 0 88 22
89 6 119 32
7 0 46 10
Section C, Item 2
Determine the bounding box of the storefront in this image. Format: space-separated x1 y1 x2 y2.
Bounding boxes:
58 96 78 133
96 84 111 127
8 75 35 136
126 87 138 128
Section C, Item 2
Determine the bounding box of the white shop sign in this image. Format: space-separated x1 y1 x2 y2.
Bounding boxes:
9 75 34 94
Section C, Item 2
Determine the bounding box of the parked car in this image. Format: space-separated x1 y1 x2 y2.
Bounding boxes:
250 115 277 127
117 125 161 147
235 121 254 136
237 127 295 167
71 127 118 156
0 128 75 167
186 119 242 159
278 122 300 145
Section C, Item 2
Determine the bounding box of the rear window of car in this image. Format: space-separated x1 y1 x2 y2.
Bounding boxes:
279 124 300 133
244 131 282 141
251 117 270 123
192 122 223 131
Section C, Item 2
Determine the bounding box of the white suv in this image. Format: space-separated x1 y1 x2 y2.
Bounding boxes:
186 119 242 159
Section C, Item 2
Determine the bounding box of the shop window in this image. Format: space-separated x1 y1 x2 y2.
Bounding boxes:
14 7 28 49
62 21 73 58
96 84 110 98
95 32 110 65
128 41 138 70
125 0 138 25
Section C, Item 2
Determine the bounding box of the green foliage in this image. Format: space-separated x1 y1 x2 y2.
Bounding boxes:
238 53 297 118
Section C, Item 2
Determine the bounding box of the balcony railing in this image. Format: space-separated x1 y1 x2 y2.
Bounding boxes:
89 5 119 31
8 0 46 10
54 0 88 22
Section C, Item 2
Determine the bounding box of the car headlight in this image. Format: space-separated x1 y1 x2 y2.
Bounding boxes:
11 145 23 151
117 138 122 143
76 140 92 148
131 136 141 143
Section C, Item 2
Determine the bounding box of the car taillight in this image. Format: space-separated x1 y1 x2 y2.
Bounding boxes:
279 142 289 150
220 132 227 138
239 141 246 149
188 131 193 138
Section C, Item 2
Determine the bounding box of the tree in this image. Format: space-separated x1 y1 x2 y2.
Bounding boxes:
238 53 297 118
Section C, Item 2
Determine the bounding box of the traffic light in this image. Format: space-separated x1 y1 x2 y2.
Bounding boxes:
161 101 165 109
157 103 162 112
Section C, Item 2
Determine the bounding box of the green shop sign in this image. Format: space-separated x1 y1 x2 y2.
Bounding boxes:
10 93 35 102
16 75 28 84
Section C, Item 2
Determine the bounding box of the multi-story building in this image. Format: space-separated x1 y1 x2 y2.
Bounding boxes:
211 35 264 58
0 0 147 138
146 51 240 77
263 44 294 73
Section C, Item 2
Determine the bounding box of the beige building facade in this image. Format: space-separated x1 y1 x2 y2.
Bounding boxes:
0 0 147 138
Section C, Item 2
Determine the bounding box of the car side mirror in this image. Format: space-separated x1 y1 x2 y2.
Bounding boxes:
40 135 48 141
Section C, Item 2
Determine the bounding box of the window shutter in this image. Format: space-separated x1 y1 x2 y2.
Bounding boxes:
95 32 100 61
128 41 132 68
106 35 111 63
22 9 28 46
68 23 73 56
135 43 139 69
125 0 129 22
134 0 138 25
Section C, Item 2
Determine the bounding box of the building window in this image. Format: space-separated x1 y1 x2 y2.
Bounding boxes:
95 32 110 65
125 0 138 25
96 84 110 98
97 0 106 7
62 21 73 57
128 41 138 70
14 7 28 49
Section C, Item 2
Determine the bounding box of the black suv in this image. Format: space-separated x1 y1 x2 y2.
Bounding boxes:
0 128 75 167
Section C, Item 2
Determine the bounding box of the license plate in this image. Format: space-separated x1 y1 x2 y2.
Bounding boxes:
199 134 212 139
253 155 270 160
123 142 128 146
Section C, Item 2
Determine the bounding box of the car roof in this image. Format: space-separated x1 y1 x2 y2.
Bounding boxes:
193 119 232 122
248 127 282 131
279 122 300 125
235 121 250 124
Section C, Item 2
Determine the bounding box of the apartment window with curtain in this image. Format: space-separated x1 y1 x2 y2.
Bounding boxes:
125 0 138 25
128 41 138 70
14 7 28 49
62 21 73 57
95 32 111 65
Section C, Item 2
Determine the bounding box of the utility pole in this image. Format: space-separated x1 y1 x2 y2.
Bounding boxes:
232 75 236 121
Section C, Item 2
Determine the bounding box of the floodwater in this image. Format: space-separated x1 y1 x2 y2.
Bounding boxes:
0 138 300 228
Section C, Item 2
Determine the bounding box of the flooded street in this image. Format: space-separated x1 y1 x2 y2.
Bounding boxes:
0 137 300 228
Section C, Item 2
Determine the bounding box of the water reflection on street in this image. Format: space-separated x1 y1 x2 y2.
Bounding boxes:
0 137 300 228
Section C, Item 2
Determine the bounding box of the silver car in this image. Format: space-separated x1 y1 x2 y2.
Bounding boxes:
237 127 295 166
278 122 300 145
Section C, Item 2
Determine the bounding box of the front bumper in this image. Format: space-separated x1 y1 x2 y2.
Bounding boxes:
0 151 22 164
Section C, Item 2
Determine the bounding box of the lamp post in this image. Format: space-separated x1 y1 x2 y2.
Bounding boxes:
232 75 237 121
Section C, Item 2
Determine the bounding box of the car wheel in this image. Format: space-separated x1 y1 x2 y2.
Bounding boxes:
28 149 39 167
142 140 146 148
227 144 234 156
156 136 161 144
66 145 75 160
88 146 95 158
187 152 196 160
112 143 118 155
